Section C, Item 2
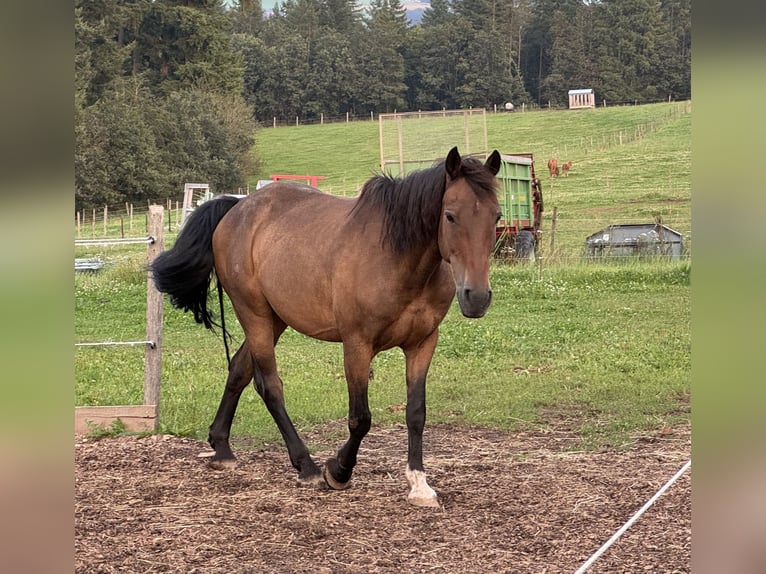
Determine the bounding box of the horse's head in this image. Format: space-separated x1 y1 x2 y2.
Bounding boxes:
439 147 502 318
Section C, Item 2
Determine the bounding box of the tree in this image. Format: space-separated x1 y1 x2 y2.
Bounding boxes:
357 0 410 113
592 0 667 103
75 85 164 208
75 0 258 210
421 0 454 27
522 0 582 105
655 0 691 99
230 0 265 35
304 30 358 117
135 1 244 96
542 2 598 105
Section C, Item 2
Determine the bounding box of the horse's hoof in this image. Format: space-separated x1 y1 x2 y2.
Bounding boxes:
405 465 440 508
297 473 328 490
407 492 441 508
323 466 351 491
207 458 237 470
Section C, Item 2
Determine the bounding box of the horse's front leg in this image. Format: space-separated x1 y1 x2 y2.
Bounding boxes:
403 330 440 508
324 342 373 490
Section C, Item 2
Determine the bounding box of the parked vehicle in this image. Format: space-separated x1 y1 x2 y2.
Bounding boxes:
493 153 543 261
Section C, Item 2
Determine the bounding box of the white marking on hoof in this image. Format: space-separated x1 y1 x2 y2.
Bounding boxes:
197 450 216 458
406 465 440 508
207 458 237 470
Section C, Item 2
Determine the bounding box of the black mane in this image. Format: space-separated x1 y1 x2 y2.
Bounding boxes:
352 157 498 254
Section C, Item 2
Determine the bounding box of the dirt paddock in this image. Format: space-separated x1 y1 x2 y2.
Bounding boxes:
75 422 690 573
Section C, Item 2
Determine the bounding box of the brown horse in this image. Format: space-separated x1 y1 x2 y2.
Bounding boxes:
151 147 502 507
547 157 559 177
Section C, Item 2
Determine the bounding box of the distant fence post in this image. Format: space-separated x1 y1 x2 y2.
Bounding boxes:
549 206 558 256
144 205 164 429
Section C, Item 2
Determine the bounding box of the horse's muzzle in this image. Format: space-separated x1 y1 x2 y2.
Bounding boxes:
457 287 492 318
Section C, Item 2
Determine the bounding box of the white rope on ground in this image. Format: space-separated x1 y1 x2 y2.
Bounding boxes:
75 236 155 247
573 459 691 574
75 340 155 348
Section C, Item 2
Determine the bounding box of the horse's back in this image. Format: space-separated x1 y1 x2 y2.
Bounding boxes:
212 183 360 340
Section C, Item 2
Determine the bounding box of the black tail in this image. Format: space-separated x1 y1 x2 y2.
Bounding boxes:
151 195 241 329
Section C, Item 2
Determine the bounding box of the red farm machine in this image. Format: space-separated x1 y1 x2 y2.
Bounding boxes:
378 108 543 261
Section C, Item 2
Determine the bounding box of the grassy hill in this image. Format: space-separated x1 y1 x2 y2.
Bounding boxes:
252 101 691 258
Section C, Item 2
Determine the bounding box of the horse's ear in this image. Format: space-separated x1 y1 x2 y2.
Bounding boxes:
485 150 501 175
445 146 461 180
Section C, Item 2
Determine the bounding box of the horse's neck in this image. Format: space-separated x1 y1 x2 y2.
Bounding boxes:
398 242 445 289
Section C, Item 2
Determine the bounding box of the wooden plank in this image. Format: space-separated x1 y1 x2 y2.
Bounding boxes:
75 405 157 435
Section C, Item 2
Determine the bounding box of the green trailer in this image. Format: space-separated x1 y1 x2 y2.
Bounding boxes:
494 153 543 261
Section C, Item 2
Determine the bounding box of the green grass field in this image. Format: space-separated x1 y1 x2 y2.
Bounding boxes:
75 102 691 449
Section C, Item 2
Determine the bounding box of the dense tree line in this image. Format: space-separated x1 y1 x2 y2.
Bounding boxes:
76 0 257 210
233 0 689 120
75 0 690 209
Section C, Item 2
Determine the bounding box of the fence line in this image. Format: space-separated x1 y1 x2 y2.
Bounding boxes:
75 236 156 247
75 340 155 348
261 98 690 128
75 200 184 240
75 205 165 435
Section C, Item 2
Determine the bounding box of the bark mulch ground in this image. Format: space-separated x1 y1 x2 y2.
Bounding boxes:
75 422 690 574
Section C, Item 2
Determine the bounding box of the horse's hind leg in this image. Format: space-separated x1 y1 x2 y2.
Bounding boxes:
255 367 325 487
243 318 324 487
207 343 254 469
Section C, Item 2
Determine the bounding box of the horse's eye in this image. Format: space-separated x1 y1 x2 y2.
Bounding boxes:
495 213 502 224
445 212 456 224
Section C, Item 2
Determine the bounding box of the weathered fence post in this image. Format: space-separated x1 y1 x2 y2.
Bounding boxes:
549 206 558 258
144 205 164 429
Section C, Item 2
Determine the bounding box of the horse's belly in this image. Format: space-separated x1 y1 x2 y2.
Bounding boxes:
258 271 339 342
279 311 342 342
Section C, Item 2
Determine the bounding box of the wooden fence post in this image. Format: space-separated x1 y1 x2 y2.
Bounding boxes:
144 205 164 429
549 206 558 257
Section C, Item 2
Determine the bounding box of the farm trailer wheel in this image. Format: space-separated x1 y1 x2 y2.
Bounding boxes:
515 230 536 262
